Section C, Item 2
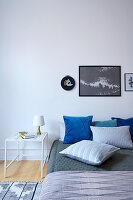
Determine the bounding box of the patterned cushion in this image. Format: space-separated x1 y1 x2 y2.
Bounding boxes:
60 140 119 165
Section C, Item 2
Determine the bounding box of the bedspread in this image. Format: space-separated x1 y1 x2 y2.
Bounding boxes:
39 171 133 200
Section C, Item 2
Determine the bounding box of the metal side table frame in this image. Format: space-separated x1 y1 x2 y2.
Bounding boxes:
4 132 48 179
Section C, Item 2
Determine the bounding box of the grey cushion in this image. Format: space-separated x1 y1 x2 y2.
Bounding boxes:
60 140 119 165
91 126 133 148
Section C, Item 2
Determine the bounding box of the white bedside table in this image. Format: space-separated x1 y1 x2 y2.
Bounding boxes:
4 132 48 179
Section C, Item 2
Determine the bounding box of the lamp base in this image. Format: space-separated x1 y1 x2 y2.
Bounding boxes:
36 126 41 135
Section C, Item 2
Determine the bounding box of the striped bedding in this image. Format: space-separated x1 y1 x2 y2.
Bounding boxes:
39 171 133 200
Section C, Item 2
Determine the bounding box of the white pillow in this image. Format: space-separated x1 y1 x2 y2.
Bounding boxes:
91 126 133 149
60 140 119 166
59 122 65 141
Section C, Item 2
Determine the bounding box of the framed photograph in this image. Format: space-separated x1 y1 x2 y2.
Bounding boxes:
79 66 121 96
124 73 133 91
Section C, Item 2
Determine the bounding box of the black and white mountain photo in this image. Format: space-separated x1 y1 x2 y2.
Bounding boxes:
79 66 121 96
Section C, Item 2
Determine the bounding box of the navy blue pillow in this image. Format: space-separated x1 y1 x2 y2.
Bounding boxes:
112 117 133 142
63 116 93 144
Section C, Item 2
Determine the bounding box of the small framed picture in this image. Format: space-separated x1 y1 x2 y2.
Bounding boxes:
61 75 75 91
124 73 133 91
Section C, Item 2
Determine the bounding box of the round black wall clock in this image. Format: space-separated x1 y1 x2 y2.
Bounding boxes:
61 76 75 91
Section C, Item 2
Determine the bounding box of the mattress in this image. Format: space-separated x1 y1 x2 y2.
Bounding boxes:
47 140 133 175
39 171 133 200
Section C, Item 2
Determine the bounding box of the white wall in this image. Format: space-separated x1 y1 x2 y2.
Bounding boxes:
0 0 133 159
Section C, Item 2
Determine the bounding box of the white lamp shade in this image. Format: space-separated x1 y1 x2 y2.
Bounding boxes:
33 116 45 126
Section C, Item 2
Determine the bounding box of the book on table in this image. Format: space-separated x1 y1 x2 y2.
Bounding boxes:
19 132 36 139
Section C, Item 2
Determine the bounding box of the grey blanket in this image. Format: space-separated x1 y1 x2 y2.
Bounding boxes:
47 140 133 175
39 171 133 200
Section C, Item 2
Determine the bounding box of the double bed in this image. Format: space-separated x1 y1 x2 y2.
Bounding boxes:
39 140 133 200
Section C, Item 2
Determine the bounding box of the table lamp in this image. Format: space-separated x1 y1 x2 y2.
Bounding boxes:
33 115 45 135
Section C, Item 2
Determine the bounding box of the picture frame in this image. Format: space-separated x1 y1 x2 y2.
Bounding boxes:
61 75 75 91
124 73 133 91
79 66 121 97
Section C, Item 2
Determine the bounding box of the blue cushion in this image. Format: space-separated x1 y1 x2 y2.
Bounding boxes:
92 120 117 127
63 116 93 144
112 117 133 142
